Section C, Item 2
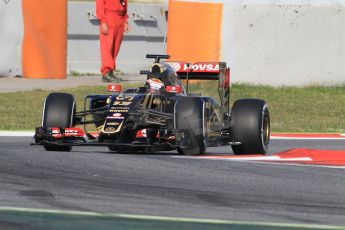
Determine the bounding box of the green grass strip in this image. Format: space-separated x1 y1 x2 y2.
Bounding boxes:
1 83 345 132
0 207 342 230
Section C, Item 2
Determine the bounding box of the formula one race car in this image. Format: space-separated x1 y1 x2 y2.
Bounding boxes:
33 54 270 155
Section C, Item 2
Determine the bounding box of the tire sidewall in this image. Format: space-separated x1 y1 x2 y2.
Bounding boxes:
231 99 270 155
174 97 206 155
42 93 76 152
42 93 76 128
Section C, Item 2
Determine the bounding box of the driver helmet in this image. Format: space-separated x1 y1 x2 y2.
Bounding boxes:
146 78 165 94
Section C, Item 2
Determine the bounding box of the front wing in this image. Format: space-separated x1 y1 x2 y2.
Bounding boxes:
32 127 175 152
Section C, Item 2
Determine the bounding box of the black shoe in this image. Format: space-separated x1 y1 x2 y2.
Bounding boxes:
102 71 123 83
109 71 123 82
102 71 113 82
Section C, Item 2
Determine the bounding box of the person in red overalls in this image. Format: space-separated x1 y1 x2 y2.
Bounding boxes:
96 0 129 82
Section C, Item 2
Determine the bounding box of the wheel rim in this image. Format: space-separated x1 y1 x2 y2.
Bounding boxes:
261 105 270 148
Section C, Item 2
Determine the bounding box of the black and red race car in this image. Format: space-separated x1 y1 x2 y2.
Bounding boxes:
33 54 270 155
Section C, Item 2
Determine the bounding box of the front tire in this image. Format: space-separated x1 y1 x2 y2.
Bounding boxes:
175 97 206 155
231 99 270 155
42 93 76 151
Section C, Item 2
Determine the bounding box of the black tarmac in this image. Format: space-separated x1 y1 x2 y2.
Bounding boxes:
0 137 345 229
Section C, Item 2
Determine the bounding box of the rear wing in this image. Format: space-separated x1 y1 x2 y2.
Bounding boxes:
168 61 231 116
142 55 228 81
167 62 228 81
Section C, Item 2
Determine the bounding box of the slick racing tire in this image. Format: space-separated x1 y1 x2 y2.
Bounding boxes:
175 97 206 155
42 93 76 151
231 99 270 155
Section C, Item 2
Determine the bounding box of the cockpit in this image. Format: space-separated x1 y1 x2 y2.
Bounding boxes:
144 63 186 95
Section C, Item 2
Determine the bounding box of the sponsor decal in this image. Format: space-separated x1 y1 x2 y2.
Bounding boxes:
115 96 133 101
105 127 116 132
64 127 85 137
147 78 165 90
50 127 85 138
107 84 122 92
102 121 123 133
169 62 181 72
106 122 120 126
168 62 219 73
111 106 129 110
51 127 62 139
166 85 182 93
106 116 124 120
113 101 132 106
113 96 134 105
51 128 60 134
113 113 122 117
110 109 129 113
115 97 124 101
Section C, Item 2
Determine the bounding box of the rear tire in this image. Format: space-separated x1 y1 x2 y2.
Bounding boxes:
175 97 206 155
231 99 270 155
42 93 76 151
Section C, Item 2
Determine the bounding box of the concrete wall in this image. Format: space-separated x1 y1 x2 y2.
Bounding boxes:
1 1 344 86
0 0 23 77
67 2 168 75
68 1 345 86
221 1 345 86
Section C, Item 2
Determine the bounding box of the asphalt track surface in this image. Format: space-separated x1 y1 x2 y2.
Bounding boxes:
1 137 345 229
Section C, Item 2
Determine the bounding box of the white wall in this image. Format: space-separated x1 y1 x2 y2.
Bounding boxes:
0 0 23 77
1 0 345 86
222 1 345 86
67 2 168 75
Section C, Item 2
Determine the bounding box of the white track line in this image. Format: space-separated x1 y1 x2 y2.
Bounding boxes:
227 158 345 169
173 156 345 169
0 131 34 137
193 156 312 161
271 136 345 140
